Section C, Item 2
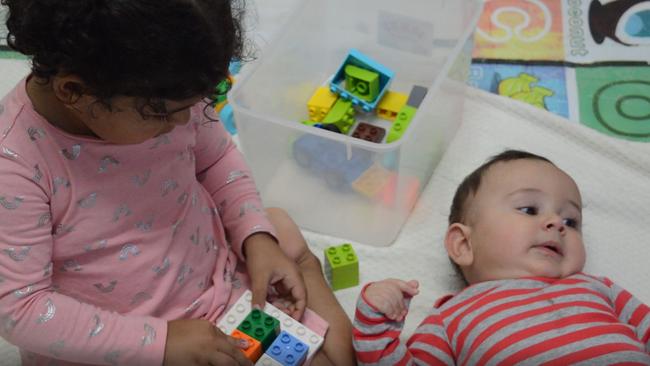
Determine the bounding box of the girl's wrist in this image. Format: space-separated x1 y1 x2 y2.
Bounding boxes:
242 232 277 258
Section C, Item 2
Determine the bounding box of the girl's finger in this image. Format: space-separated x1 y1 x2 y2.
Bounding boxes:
249 273 270 312
226 335 249 349
209 351 243 366
279 272 307 319
213 340 253 366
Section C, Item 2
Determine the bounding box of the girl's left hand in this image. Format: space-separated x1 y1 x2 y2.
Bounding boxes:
243 233 307 320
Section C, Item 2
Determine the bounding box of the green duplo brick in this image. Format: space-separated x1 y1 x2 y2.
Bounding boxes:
386 105 417 143
344 64 380 102
324 243 359 290
237 309 280 351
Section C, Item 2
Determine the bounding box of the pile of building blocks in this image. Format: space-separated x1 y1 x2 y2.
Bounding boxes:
216 290 324 365
323 243 359 291
328 49 394 113
291 49 425 209
300 48 428 144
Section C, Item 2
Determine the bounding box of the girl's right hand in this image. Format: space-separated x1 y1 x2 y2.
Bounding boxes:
364 279 419 322
163 319 253 366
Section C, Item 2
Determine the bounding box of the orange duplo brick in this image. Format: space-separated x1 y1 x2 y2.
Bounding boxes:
231 329 263 362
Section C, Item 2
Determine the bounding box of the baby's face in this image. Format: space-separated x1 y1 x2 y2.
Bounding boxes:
464 159 585 282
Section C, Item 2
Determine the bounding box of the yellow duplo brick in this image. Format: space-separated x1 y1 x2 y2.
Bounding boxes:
376 90 408 121
307 86 338 122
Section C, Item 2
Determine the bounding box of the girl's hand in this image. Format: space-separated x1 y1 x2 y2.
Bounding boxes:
243 233 307 320
163 319 252 366
364 279 419 321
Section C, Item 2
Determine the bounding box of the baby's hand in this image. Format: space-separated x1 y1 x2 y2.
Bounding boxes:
163 319 253 366
364 279 419 322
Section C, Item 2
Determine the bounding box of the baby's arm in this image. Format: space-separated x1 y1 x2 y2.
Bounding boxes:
601 277 650 352
353 280 413 365
0 157 166 365
354 279 455 365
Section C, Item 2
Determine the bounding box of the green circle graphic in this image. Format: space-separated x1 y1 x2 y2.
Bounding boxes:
616 96 650 121
593 80 650 138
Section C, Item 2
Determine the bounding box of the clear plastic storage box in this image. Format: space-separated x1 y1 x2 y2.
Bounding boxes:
231 0 483 246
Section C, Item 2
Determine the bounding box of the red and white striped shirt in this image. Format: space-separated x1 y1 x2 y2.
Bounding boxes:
353 273 650 365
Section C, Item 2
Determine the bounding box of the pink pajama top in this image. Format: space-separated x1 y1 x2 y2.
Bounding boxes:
0 79 277 365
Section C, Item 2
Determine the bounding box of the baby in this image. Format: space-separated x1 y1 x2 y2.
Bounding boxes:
353 149 650 365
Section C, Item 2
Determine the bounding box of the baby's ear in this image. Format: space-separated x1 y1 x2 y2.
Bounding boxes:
444 223 473 267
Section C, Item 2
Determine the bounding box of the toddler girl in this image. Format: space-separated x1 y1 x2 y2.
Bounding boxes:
0 1 354 365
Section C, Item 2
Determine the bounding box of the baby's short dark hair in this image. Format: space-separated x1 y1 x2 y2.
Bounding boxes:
448 149 553 226
2 0 246 102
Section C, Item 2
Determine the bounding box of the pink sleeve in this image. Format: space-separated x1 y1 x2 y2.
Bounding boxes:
192 107 277 260
0 154 167 365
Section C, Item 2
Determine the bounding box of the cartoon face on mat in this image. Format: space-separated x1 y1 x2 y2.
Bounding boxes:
589 0 650 46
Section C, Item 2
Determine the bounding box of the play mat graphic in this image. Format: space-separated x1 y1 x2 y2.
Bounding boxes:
2 1 649 141
470 0 650 142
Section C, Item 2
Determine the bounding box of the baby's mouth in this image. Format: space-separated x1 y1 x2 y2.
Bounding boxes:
534 241 563 257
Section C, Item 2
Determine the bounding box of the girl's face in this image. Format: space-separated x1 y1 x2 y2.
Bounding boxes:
77 96 203 145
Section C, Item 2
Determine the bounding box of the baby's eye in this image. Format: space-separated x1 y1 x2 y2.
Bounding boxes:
518 206 538 215
563 218 580 229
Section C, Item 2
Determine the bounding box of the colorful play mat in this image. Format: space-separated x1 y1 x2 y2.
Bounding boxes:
469 0 650 142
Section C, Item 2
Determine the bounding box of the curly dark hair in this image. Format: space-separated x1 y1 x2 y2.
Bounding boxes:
2 0 246 103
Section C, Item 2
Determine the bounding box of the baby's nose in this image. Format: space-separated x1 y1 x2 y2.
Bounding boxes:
545 217 565 233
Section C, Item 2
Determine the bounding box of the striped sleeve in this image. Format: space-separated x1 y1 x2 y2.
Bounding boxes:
601 277 650 352
353 289 454 365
